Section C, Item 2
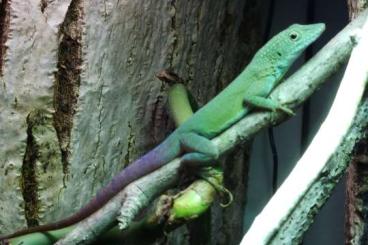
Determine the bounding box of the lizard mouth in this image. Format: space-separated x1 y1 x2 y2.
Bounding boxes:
303 23 326 44
310 23 326 37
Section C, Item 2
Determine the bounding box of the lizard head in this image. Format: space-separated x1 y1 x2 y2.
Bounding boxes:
255 23 325 75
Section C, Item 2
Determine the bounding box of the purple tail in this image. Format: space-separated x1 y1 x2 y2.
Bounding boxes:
0 135 180 240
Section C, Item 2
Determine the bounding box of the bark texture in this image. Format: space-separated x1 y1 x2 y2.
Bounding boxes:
345 2 368 244
0 0 262 242
0 0 70 232
348 0 368 19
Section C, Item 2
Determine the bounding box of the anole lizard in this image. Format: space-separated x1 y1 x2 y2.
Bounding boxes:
0 23 325 241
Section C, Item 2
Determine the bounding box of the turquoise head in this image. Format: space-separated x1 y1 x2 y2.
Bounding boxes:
253 23 325 76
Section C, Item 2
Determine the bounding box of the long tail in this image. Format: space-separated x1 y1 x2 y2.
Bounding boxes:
0 135 179 240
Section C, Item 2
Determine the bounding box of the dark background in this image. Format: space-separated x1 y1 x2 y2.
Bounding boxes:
244 0 349 244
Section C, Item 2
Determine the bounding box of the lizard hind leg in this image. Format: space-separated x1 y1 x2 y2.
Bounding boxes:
179 132 219 166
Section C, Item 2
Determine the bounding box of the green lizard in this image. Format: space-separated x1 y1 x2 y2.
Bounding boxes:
0 23 325 241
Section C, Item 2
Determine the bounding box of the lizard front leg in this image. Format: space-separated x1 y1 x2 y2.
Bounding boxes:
178 132 219 166
243 95 294 115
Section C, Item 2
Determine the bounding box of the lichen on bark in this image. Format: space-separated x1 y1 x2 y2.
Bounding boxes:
53 0 83 176
21 109 64 227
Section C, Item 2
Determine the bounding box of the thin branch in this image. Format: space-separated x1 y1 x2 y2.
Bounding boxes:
241 11 368 245
56 10 368 245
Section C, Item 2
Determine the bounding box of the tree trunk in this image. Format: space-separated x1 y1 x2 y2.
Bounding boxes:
0 0 262 243
347 0 368 19
345 2 368 244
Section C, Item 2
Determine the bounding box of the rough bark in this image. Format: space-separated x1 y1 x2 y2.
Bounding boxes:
345 1 368 244
0 0 261 243
0 0 70 232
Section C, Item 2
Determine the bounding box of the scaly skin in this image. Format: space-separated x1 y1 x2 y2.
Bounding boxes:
0 23 325 241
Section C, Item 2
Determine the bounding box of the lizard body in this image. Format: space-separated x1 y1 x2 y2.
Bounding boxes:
0 23 325 240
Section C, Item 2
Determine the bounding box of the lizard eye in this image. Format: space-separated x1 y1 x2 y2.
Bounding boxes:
289 31 299 41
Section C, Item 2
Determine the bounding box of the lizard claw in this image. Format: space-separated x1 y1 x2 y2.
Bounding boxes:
278 106 295 116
